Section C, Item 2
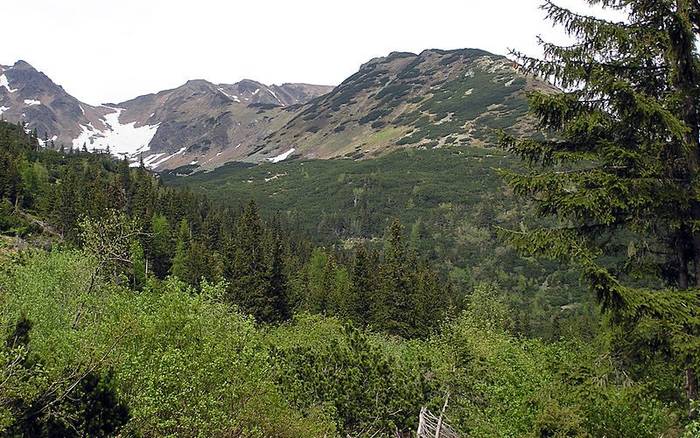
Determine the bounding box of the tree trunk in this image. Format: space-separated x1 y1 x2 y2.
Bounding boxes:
678 239 690 290
686 367 699 419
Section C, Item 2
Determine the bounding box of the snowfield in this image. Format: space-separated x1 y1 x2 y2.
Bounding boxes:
0 74 17 93
268 148 295 163
72 107 160 157
24 99 41 106
38 135 58 147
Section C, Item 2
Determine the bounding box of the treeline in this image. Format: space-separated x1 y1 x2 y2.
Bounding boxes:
0 120 451 337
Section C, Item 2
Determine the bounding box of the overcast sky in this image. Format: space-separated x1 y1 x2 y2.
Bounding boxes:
1 0 620 105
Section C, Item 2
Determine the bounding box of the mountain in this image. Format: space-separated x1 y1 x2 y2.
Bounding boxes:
249 49 556 164
0 60 332 164
102 79 332 169
1 49 555 170
0 60 112 147
147 48 556 170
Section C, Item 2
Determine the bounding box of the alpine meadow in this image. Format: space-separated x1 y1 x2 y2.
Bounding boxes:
2 1 700 437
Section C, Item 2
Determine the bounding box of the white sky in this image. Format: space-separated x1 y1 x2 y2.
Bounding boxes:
1 0 619 105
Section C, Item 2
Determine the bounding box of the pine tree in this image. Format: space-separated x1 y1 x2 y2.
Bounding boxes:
149 213 172 278
227 201 283 322
499 0 700 409
375 219 414 337
349 246 373 326
170 218 191 281
130 240 147 289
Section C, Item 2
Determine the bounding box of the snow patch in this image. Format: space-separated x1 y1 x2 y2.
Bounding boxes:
435 113 454 125
37 135 57 147
0 106 9 116
24 99 41 106
218 88 240 102
268 148 295 163
71 107 160 157
141 153 165 167
268 88 281 104
149 150 183 168
0 74 17 93
265 173 287 182
252 88 260 95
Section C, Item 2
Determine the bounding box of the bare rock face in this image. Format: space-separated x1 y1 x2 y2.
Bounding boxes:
0 61 110 148
1 49 555 170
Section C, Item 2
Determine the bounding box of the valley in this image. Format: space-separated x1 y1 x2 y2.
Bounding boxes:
2 0 700 435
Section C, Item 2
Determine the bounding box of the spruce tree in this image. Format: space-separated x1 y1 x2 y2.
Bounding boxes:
227 201 282 322
264 230 291 322
375 219 414 337
149 213 172 278
349 246 373 326
130 240 147 289
499 0 700 408
306 247 331 313
170 218 191 281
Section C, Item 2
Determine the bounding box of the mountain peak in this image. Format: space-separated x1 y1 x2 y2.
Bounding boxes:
12 60 35 70
183 79 214 88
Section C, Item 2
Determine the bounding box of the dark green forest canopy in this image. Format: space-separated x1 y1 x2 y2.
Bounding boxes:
163 147 596 339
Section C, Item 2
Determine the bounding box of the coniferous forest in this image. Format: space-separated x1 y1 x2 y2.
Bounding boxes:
2 1 700 437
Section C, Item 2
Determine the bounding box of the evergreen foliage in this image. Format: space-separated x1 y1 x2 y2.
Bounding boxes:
499 0 700 415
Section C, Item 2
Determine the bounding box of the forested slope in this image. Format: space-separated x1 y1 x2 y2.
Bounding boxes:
0 113 693 436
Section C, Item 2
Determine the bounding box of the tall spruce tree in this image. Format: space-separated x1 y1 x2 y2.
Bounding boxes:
349 246 373 326
170 218 191 281
149 213 172 278
264 229 291 322
499 0 700 409
375 219 414 337
227 200 283 323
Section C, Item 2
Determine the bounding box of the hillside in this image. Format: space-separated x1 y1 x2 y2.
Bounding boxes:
0 60 332 167
251 49 555 163
2 48 554 170
0 61 113 148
